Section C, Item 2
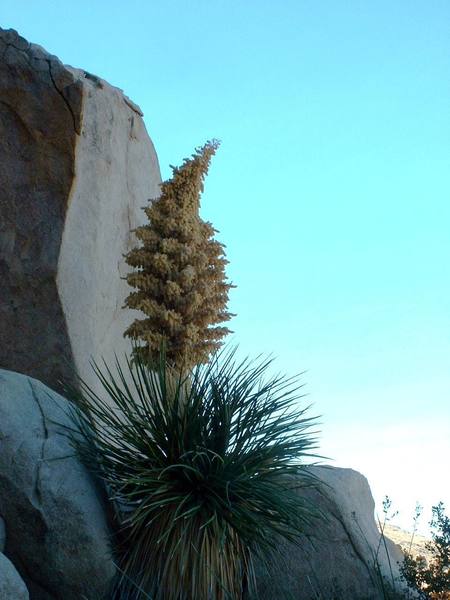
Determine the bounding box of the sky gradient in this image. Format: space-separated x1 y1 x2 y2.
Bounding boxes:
2 1 449 533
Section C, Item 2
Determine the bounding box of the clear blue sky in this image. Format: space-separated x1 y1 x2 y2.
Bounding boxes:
2 1 449 531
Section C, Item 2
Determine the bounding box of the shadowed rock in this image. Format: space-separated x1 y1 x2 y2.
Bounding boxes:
0 28 82 393
0 369 115 600
0 27 161 396
0 553 29 600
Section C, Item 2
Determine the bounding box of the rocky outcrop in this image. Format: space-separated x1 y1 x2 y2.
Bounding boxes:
0 553 29 600
0 28 82 392
0 369 115 599
0 27 161 396
255 466 406 600
0 367 408 600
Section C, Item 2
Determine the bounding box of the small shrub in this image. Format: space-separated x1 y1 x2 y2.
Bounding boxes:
70 348 321 600
400 502 450 599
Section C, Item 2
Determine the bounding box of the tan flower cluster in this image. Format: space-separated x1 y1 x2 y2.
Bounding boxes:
124 140 233 370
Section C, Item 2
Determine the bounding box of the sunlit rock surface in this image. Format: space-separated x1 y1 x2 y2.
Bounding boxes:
255 466 406 599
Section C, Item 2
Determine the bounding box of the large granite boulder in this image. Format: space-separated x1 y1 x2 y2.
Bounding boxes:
255 466 406 600
0 369 115 599
0 27 161 397
0 553 29 600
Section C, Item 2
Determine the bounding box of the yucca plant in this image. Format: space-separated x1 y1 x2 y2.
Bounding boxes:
124 140 233 370
69 348 321 600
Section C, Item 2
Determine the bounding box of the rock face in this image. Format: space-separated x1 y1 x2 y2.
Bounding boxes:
255 466 406 600
0 369 115 599
0 27 161 396
0 553 29 600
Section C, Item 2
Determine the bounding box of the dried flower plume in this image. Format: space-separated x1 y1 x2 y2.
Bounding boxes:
124 140 233 369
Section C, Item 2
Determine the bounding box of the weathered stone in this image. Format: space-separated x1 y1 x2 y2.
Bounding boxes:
254 466 406 600
0 27 161 397
0 27 82 394
0 553 29 600
0 369 115 600
58 65 161 402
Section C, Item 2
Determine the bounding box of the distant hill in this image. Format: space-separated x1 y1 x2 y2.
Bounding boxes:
384 523 433 563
